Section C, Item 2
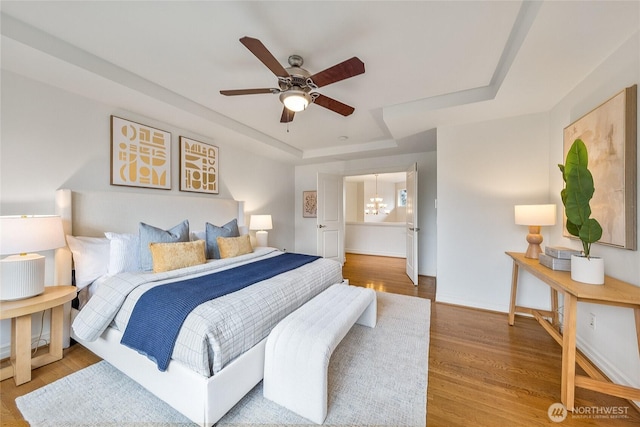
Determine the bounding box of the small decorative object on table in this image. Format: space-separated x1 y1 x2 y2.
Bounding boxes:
538 246 580 271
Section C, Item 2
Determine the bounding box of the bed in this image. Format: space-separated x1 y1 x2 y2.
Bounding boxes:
53 189 343 426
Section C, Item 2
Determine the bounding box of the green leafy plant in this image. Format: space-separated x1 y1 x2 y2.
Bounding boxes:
558 138 603 258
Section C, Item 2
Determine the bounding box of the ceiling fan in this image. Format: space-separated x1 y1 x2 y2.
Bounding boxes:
220 36 365 123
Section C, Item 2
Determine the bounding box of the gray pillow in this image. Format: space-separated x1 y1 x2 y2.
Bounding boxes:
205 219 239 259
139 220 189 270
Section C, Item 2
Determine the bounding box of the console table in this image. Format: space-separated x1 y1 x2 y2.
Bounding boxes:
506 252 640 411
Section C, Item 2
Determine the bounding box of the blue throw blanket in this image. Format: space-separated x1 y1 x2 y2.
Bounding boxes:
121 253 320 371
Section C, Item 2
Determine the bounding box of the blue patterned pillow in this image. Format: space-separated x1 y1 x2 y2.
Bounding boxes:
205 219 239 259
139 220 189 271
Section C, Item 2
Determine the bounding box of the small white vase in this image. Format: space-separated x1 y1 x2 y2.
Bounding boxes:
570 255 604 285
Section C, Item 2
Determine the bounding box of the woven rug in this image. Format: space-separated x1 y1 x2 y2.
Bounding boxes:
16 291 430 426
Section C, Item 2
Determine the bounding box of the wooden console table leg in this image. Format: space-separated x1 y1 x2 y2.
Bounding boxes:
635 307 640 357
508 262 519 326
49 305 64 360
11 314 32 385
561 293 578 411
550 288 559 329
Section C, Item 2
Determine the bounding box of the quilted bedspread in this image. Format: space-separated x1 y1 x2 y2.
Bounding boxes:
72 248 343 377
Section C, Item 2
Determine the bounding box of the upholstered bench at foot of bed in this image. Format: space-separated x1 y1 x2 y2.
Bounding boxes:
263 283 376 424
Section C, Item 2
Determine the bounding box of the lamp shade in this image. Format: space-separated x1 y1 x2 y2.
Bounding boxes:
1 215 66 255
249 215 273 231
514 205 556 226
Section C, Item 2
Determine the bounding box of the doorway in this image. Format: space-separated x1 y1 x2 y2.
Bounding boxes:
344 172 408 258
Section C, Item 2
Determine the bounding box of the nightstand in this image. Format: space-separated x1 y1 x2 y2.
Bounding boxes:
0 285 76 385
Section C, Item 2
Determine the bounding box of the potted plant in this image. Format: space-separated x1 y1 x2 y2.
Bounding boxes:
558 138 604 284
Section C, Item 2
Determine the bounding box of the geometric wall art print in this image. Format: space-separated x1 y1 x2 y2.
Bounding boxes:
110 115 171 190
179 136 219 194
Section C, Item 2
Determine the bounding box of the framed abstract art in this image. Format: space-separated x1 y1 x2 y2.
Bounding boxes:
563 85 637 250
111 116 171 190
179 136 219 194
303 191 317 218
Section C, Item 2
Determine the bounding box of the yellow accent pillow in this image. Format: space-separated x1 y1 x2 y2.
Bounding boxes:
217 235 253 259
149 240 206 273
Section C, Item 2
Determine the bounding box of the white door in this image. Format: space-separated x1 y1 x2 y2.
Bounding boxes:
316 173 344 263
406 163 419 284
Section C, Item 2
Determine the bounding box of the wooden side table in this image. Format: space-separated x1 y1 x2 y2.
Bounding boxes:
0 285 76 385
506 252 640 410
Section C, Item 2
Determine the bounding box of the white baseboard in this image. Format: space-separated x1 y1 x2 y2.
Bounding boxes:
435 293 508 314
576 334 640 406
0 332 51 360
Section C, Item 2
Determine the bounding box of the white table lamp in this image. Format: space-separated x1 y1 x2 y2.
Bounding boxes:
514 204 556 259
250 215 273 247
0 215 66 300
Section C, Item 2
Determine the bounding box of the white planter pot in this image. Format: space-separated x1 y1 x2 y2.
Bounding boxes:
570 255 604 285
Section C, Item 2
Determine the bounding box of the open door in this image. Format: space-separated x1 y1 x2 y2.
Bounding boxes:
406 163 419 285
316 173 344 264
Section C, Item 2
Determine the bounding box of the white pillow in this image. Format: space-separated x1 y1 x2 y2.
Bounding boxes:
66 235 110 290
190 230 206 241
104 232 140 274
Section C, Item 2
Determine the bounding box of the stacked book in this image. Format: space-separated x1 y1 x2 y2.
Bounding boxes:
539 246 581 271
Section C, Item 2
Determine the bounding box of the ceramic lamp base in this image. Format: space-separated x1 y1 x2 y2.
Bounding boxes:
255 230 269 247
0 253 46 300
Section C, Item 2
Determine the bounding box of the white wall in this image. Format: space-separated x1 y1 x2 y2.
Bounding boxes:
1 71 295 248
344 181 363 222
345 222 406 257
547 32 640 394
294 151 437 276
0 70 296 356
437 31 640 398
437 112 552 312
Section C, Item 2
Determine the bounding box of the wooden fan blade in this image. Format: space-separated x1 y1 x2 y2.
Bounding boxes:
313 94 355 116
280 107 295 123
309 57 365 88
220 88 277 96
240 36 289 78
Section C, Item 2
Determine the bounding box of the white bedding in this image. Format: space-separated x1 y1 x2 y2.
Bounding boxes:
72 247 343 377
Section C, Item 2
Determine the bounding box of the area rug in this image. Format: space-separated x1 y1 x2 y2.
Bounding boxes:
16 291 430 427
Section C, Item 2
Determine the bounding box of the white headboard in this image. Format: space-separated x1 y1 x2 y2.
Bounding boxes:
53 188 244 284
57 189 243 236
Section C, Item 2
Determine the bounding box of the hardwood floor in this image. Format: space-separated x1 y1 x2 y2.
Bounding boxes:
427 303 639 426
347 253 638 426
2 253 638 426
342 252 435 299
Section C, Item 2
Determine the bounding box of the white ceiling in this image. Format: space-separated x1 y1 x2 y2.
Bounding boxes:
1 1 638 165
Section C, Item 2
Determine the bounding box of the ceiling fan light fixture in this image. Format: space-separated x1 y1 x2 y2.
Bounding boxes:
280 89 310 112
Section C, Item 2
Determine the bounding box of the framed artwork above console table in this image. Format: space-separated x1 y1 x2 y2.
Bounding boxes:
563 85 637 250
